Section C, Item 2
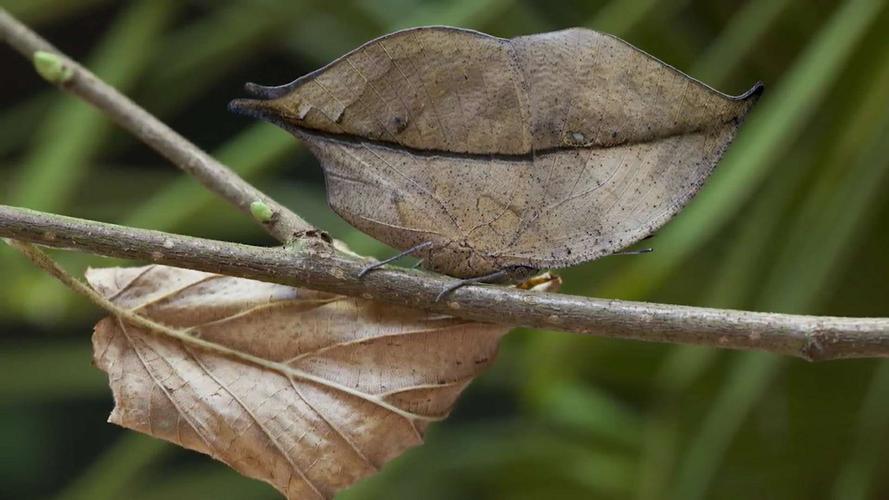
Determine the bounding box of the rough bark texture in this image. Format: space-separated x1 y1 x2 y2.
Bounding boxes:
4 205 888 361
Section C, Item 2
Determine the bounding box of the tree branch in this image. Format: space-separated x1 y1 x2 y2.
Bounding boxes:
0 8 319 244
3 204 889 362
3 9 889 362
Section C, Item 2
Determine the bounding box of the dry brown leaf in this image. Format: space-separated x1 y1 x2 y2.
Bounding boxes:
87 265 558 499
230 27 762 278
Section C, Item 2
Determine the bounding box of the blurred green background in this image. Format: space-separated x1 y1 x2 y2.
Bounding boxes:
1 0 888 498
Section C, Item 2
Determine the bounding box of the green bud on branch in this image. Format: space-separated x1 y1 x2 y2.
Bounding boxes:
250 200 274 223
33 51 73 84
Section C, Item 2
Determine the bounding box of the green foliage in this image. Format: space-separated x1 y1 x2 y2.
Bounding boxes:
1 0 888 499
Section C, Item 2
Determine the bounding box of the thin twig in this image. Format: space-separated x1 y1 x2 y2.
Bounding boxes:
2 205 888 362
0 8 320 245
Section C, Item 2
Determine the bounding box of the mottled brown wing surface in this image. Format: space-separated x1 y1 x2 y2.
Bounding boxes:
236 27 531 154
230 27 761 278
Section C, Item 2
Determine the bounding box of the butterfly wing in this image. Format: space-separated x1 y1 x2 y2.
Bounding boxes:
231 27 760 277
302 133 537 277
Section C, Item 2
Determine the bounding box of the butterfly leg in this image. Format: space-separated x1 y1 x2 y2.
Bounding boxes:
434 266 536 302
357 241 433 278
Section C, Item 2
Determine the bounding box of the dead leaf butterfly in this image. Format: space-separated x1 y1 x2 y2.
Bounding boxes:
231 27 761 289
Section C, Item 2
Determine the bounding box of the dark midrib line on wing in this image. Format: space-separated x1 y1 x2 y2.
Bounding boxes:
288 115 747 163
